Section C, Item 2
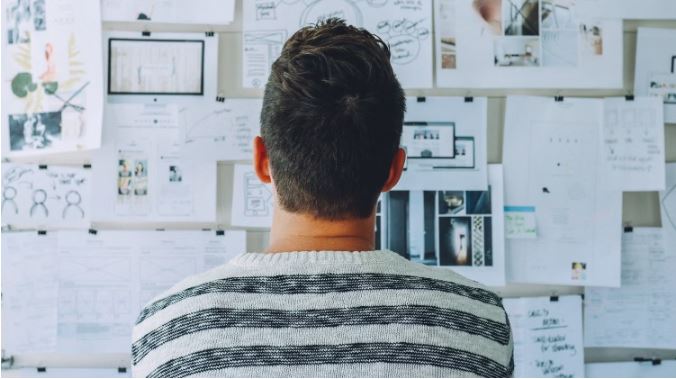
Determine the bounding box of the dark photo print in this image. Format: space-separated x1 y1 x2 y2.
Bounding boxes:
439 216 472 266
9 111 62 151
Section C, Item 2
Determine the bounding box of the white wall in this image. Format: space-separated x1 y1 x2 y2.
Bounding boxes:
4 0 676 373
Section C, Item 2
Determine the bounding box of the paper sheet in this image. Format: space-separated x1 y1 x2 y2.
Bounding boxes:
586 360 676 378
503 295 585 378
634 28 676 124
231 164 274 228
1 163 91 228
1 231 59 354
394 97 488 191
102 0 234 25
1 0 103 157
92 103 217 223
660 163 676 252
0 229 247 355
434 0 623 88
577 0 676 20
179 99 263 161
600 96 665 191
584 228 676 349
383 164 505 286
242 0 433 89
3 368 131 378
104 31 219 103
504 96 622 286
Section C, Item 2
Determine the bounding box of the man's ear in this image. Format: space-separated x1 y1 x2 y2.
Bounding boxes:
253 136 272 184
381 148 406 192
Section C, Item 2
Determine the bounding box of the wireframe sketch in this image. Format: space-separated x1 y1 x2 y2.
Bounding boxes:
243 30 287 88
1 164 91 227
243 171 273 217
243 0 433 88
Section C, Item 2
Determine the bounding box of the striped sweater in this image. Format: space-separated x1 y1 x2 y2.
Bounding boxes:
132 250 514 378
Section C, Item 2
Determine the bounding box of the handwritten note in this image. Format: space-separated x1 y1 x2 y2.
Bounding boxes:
600 97 665 191
505 206 537 239
503 296 585 378
584 228 676 349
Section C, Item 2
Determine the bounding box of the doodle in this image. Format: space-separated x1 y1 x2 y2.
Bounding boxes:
2 186 19 215
1 163 91 227
30 189 49 218
243 0 432 88
63 190 85 219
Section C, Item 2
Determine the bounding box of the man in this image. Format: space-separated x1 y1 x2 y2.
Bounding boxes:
132 19 513 378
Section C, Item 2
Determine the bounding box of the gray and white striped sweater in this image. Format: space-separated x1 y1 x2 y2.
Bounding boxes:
132 250 514 378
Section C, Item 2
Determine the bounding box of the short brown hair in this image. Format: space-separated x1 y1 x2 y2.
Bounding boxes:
261 18 405 220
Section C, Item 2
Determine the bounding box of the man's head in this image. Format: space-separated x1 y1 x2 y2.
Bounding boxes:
255 18 406 221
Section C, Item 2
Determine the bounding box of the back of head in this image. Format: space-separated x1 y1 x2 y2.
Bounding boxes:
261 18 405 220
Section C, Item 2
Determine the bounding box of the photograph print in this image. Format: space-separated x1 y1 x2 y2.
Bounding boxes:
9 111 62 151
438 188 494 267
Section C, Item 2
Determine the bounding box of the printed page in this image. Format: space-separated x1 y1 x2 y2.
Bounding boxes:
503 295 585 378
179 99 263 161
102 0 234 25
584 228 676 349
383 164 505 286
434 0 623 88
242 0 433 88
92 103 217 223
1 163 92 228
586 360 676 378
395 97 488 191
1 0 104 157
504 96 622 286
635 28 676 123
577 0 676 20
1 231 59 354
600 97 665 191
231 164 274 228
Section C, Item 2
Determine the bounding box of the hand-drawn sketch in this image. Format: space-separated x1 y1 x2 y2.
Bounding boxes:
179 99 263 161
600 97 665 191
231 164 274 228
1 163 92 228
243 0 433 88
243 171 274 218
2 0 103 157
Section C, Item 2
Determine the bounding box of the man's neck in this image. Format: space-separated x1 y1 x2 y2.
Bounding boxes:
266 208 376 253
